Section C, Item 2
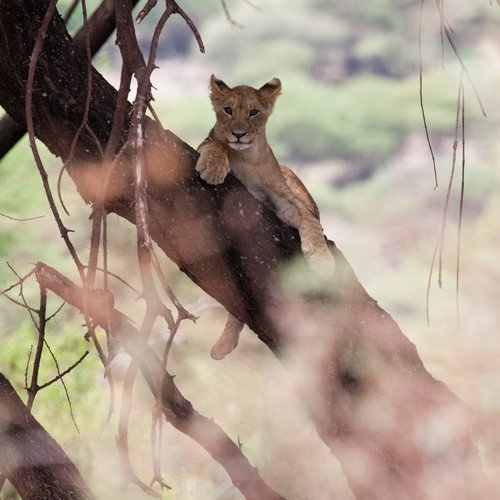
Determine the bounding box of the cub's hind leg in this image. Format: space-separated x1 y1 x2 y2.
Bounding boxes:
210 313 244 360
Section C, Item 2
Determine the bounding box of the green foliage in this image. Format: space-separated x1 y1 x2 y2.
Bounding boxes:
200 1 347 82
0 315 103 423
57 0 103 33
179 0 497 169
267 73 458 164
0 138 47 279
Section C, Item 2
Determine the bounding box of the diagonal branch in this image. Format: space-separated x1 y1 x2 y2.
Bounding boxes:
34 261 284 500
0 373 95 499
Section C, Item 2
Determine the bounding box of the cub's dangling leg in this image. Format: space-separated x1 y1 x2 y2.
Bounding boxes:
210 314 244 360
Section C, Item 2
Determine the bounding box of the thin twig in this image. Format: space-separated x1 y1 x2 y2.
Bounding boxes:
37 351 90 390
456 81 465 329
24 345 33 393
434 1 486 117
1 293 38 314
43 338 81 433
6 263 39 328
150 405 171 490
46 301 66 322
151 251 196 321
26 284 48 410
25 0 86 279
0 266 35 296
418 0 438 188
220 0 243 28
436 72 464 288
136 0 157 23
83 265 141 295
0 212 44 222
63 0 81 24
172 0 206 53
58 0 104 217
118 355 152 493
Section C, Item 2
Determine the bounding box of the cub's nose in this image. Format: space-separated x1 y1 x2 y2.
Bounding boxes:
232 131 247 139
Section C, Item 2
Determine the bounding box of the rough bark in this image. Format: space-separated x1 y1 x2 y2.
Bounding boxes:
0 1 488 498
0 0 139 159
0 373 94 500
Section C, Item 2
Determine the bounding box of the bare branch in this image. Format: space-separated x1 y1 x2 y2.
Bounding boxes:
220 0 243 28
43 337 81 433
25 0 86 279
171 0 206 52
436 72 464 288
0 211 44 222
26 284 48 409
434 0 486 117
0 373 95 499
37 351 90 391
136 0 157 23
58 0 104 217
5 263 39 327
418 0 438 187
0 266 36 296
35 261 284 500
63 0 81 23
456 80 466 327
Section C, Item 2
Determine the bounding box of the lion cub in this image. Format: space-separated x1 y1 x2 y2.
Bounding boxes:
196 75 335 359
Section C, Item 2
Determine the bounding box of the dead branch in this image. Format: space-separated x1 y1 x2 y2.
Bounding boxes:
0 211 44 222
418 0 438 187
34 261 285 500
26 284 48 409
37 351 90 391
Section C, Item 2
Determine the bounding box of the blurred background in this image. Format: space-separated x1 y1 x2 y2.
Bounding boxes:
1 0 499 498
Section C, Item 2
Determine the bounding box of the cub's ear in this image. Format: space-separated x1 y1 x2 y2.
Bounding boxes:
210 75 231 101
258 78 282 106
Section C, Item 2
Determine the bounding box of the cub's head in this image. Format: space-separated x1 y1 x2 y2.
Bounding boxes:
209 75 281 151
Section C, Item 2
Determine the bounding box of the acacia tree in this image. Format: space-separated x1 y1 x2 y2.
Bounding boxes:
0 1 493 499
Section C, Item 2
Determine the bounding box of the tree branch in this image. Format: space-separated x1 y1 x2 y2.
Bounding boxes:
0 373 94 499
34 261 284 500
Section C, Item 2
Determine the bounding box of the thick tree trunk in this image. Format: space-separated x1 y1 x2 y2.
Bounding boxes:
0 0 140 159
0 1 488 498
0 374 94 500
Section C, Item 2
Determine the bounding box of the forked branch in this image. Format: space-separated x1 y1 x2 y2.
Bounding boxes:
34 261 284 500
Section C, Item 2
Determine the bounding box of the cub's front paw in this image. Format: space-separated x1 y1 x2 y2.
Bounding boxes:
195 153 230 185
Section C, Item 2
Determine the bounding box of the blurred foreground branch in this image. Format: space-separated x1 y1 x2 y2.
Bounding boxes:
0 373 94 499
34 261 284 500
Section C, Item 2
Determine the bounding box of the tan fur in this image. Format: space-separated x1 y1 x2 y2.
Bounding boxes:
196 75 335 360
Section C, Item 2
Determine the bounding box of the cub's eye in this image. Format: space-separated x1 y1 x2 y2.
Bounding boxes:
248 109 260 117
223 107 233 116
